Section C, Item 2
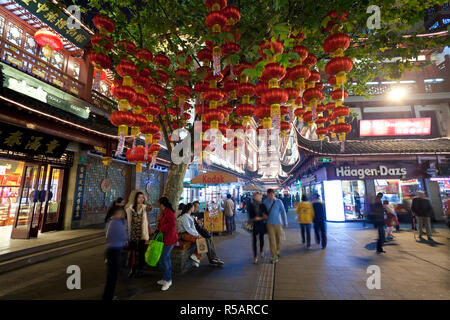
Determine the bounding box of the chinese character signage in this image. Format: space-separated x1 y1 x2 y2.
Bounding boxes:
2 62 90 119
72 164 86 220
0 122 69 157
17 0 90 48
359 118 431 137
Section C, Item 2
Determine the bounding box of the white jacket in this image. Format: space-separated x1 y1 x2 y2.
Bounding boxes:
125 190 151 241
223 198 235 217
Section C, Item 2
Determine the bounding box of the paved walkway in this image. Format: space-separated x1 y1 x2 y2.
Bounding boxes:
0 210 448 300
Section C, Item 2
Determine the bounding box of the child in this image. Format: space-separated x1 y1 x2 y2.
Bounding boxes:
383 200 399 240
103 206 128 300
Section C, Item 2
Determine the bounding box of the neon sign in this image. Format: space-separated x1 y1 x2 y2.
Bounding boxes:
360 118 431 136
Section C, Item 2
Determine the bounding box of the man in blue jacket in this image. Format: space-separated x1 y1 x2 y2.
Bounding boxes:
263 189 288 263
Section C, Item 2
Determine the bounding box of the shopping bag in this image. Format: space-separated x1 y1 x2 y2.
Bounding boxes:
196 237 208 254
145 232 164 267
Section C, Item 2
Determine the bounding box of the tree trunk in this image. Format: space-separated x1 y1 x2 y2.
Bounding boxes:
162 162 188 208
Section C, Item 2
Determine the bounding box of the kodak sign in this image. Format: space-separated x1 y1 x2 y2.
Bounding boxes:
191 171 238 184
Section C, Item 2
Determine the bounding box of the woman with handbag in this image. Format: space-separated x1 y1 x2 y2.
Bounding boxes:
176 203 204 267
248 192 268 264
156 197 177 291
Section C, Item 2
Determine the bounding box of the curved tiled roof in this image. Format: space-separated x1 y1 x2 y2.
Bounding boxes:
295 128 450 155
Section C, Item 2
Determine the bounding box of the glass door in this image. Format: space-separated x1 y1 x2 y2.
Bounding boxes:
10 164 40 239
41 166 65 233
29 165 47 238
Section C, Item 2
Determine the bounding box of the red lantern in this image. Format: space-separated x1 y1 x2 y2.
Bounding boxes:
117 40 136 54
325 57 353 85
221 42 240 56
116 59 137 87
330 89 348 102
261 62 286 82
315 127 329 140
324 33 350 56
205 0 227 11
303 88 324 104
334 122 352 141
153 54 171 68
236 104 255 126
222 6 241 25
303 53 317 67
142 103 161 122
206 11 228 33
136 49 153 62
149 144 162 157
259 39 283 59
93 14 115 34
90 34 113 50
34 30 63 58
126 146 147 172
110 111 135 136
294 107 306 121
114 84 137 110
261 88 288 105
89 52 112 70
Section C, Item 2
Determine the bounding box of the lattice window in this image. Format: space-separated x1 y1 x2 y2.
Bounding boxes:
72 62 80 79
24 33 37 55
0 15 5 38
51 51 64 70
6 22 23 47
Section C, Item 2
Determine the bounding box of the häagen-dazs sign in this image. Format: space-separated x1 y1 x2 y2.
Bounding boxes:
336 165 407 179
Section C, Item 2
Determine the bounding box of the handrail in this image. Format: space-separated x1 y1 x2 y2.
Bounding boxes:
0 37 85 86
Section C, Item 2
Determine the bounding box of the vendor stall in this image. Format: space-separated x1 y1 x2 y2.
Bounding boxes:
190 171 238 235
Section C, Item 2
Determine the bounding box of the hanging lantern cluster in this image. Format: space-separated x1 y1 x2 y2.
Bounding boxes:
323 10 352 142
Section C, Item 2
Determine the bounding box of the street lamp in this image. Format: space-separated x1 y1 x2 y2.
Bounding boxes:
388 86 407 101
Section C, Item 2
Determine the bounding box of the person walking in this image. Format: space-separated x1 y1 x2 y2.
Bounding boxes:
311 193 327 249
369 193 386 253
263 189 288 264
125 190 152 278
248 192 268 263
296 195 314 248
354 191 362 219
411 191 435 242
155 197 177 291
223 194 235 235
102 206 128 300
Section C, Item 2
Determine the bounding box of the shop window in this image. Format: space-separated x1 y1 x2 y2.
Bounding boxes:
51 51 64 70
72 62 80 79
0 160 23 231
6 22 23 47
342 180 366 220
375 179 424 204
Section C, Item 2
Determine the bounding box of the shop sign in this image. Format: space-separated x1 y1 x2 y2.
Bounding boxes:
191 171 238 184
72 164 86 221
0 122 69 158
360 118 431 137
336 165 407 179
17 0 91 48
300 175 316 185
1 62 90 119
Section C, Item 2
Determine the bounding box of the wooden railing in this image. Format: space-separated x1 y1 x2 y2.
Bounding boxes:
0 37 86 98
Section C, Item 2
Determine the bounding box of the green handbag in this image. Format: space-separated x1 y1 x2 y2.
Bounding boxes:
145 232 164 267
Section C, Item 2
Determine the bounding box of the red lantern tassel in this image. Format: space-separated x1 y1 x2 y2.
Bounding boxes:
117 134 125 155
144 141 149 161
213 48 221 76
131 136 136 155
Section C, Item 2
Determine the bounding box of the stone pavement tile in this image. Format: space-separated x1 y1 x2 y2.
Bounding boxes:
362 294 403 300
274 289 325 300
321 292 344 300
212 289 253 300
337 292 367 300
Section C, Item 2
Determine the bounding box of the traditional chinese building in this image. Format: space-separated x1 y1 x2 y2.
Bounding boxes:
0 1 169 242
